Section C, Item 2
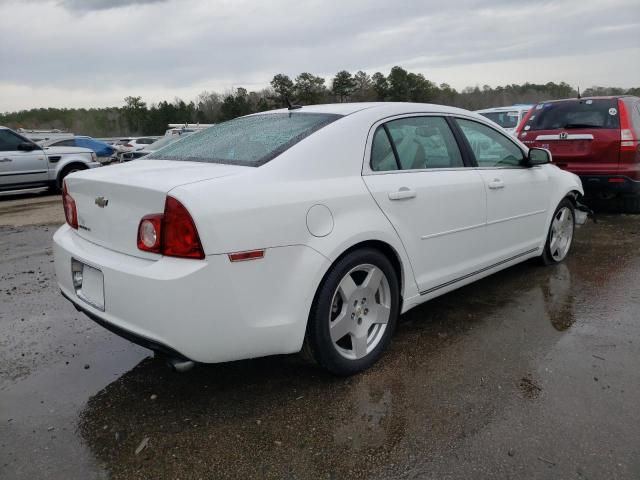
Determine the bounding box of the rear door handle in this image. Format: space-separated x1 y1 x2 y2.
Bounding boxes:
0 158 12 163
388 187 417 200
488 179 505 190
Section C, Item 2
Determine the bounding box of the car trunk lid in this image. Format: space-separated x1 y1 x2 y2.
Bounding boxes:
64 160 249 258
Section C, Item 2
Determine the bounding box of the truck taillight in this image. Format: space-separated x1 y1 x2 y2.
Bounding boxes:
62 180 78 229
137 196 204 259
618 100 638 152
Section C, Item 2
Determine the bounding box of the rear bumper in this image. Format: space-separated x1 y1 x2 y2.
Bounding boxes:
53 224 330 363
579 175 640 195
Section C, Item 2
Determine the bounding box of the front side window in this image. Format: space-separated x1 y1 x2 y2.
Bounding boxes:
147 112 342 167
371 116 463 171
456 119 525 167
53 139 76 147
0 129 26 152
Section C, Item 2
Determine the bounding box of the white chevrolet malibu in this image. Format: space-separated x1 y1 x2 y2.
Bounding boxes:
54 102 584 375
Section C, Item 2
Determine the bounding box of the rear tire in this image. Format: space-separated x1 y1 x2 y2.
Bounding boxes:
623 195 640 214
540 198 575 265
304 248 400 376
56 164 87 190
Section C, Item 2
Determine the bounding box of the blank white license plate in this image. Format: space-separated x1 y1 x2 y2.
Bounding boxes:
77 263 105 311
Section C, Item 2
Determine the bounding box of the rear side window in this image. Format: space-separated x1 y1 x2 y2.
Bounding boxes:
53 139 76 147
524 99 620 131
147 113 342 167
479 111 521 129
456 119 525 167
370 127 397 171
371 116 463 171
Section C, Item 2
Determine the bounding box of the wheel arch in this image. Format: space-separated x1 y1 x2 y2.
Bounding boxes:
56 161 88 188
318 238 408 311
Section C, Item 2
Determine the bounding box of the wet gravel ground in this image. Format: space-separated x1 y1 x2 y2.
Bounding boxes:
1 198 639 479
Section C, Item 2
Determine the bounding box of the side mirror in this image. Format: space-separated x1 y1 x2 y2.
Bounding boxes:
528 147 551 166
17 142 39 152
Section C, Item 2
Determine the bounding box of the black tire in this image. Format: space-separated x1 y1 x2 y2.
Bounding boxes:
540 198 575 265
303 248 400 376
623 195 640 214
56 164 87 190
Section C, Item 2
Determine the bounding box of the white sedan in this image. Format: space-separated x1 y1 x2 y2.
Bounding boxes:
54 102 583 375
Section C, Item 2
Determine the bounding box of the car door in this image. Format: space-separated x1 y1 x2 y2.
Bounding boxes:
362 115 487 295
454 117 551 261
0 129 48 190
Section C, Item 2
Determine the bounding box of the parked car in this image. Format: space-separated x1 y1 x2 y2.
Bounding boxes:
119 137 159 152
476 105 533 136
0 126 100 194
120 134 191 161
54 103 583 375
41 136 118 163
517 96 640 212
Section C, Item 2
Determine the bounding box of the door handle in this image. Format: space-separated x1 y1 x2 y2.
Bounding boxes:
0 158 12 162
488 179 505 190
388 187 417 200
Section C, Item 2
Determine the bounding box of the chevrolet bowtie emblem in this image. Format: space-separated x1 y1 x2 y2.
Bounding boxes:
95 196 109 208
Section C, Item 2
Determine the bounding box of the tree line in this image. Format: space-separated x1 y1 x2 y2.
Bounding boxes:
2 66 638 137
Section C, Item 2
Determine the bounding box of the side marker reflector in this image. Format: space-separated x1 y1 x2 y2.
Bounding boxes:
228 250 265 262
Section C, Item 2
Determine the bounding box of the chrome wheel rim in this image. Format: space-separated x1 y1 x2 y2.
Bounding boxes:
329 264 391 360
550 207 574 261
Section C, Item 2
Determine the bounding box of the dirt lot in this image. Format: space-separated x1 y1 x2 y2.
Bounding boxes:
1 194 639 479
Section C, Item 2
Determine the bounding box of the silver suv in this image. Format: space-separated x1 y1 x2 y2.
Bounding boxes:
0 126 101 194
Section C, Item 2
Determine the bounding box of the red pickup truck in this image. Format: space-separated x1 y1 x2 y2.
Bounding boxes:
516 96 640 212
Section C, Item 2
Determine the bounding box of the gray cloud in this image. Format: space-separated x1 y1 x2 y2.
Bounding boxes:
0 0 638 110
60 0 167 11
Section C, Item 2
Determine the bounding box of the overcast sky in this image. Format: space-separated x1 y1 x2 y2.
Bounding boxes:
1 0 639 111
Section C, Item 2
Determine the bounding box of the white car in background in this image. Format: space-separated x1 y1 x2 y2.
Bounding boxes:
0 126 100 194
476 104 533 136
54 103 583 375
120 137 158 151
120 133 193 162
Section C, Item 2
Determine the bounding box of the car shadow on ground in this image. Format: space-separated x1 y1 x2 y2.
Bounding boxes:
76 253 583 479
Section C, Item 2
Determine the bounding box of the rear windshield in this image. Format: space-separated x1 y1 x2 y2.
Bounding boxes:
147 112 342 167
479 111 521 129
524 99 620 131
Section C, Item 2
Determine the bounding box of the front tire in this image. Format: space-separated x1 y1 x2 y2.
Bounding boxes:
540 199 575 265
304 248 400 376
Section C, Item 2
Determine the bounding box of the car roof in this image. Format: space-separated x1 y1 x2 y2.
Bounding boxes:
259 102 477 117
537 95 637 104
475 105 533 113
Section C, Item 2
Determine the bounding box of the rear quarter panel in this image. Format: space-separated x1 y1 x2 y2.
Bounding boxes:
169 114 421 307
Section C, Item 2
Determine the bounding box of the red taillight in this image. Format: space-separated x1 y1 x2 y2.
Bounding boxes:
162 196 204 259
62 181 78 229
515 107 535 136
137 214 163 253
618 100 638 152
125 143 133 148
137 196 204 259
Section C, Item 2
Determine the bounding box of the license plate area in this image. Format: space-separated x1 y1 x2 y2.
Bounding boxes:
71 258 105 311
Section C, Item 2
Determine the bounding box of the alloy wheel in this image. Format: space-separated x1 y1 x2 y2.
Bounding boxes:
329 264 391 360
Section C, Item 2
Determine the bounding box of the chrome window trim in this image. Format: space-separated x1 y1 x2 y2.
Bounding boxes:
362 112 531 176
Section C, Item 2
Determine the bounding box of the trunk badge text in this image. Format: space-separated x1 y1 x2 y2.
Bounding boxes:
95 196 109 208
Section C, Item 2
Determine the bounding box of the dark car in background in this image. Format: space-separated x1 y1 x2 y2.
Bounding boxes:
517 96 640 212
41 136 118 163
